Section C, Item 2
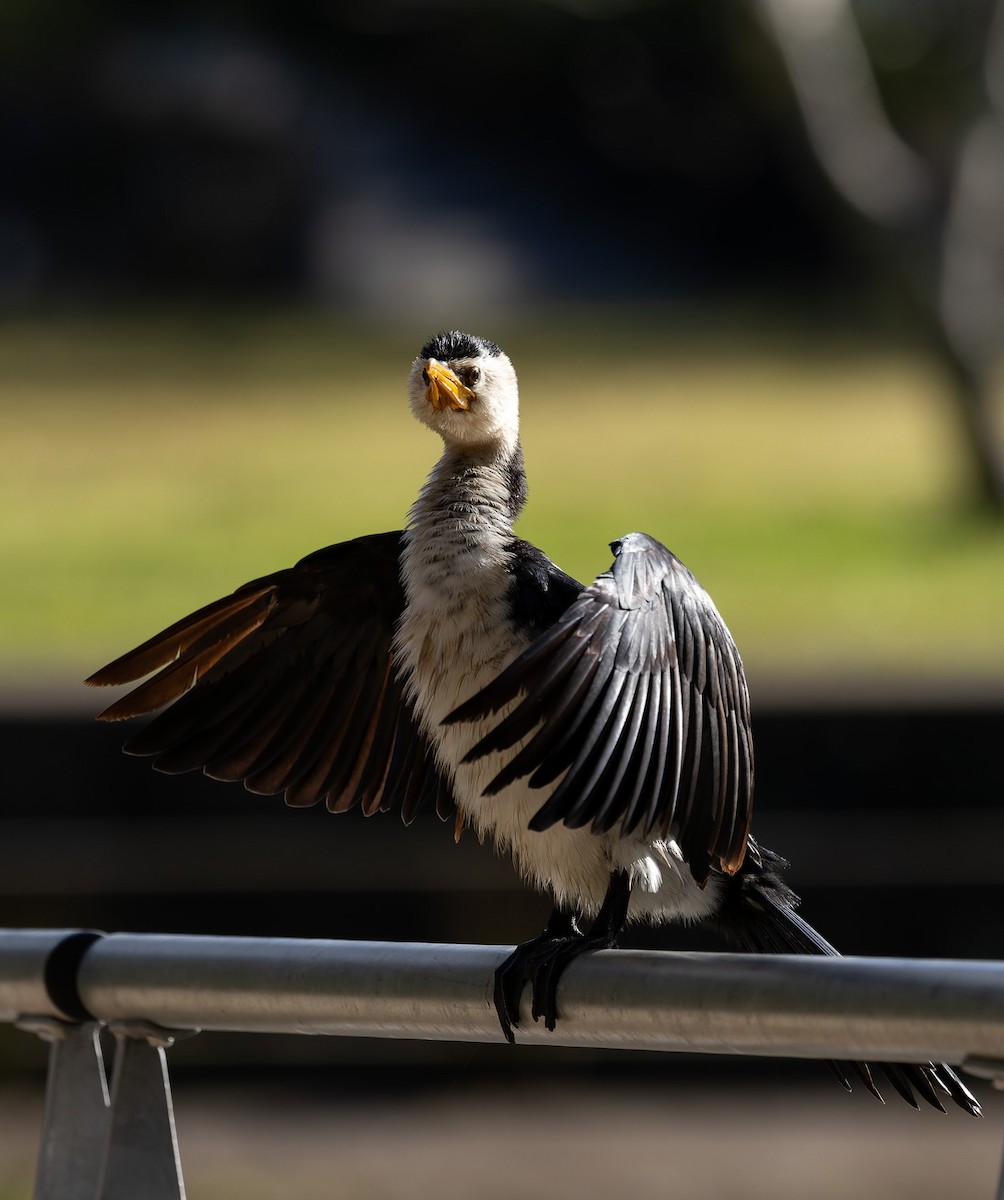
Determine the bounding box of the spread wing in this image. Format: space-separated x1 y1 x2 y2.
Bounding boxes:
445 532 753 883
86 531 452 823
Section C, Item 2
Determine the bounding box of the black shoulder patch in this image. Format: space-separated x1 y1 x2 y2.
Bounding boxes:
419 330 502 362
505 441 528 520
507 539 583 637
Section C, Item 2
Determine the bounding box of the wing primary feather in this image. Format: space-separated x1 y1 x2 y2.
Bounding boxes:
334 656 398 815
522 642 621 791
724 722 754 868
362 678 421 817
718 644 753 870
554 668 652 838
525 667 624 830
710 669 732 859
477 649 602 793
689 599 708 694
682 696 716 884
201 680 317 783
668 683 704 839
383 683 452 825
704 632 737 859
335 657 400 816
629 604 676 843
283 648 383 806
97 604 271 722
660 606 686 839
674 591 695 681
388 704 428 824
200 651 346 782
710 648 734 864
315 641 398 804
713 708 739 857
589 670 648 833
537 669 634 829
124 616 340 758
238 667 344 796
147 694 266 775
703 638 724 792
85 584 275 688
600 669 658 835
124 661 279 759
392 737 423 823
621 669 668 837
640 664 678 838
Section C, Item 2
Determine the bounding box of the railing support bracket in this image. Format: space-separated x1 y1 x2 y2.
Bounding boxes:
16 1016 110 1200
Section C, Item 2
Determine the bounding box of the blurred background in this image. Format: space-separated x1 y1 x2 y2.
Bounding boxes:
1 0 1003 1196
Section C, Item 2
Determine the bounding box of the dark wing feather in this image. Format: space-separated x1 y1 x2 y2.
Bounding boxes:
86 531 451 822
445 532 753 883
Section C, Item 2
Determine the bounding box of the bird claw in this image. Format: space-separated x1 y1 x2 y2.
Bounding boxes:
530 952 566 1029
492 954 525 1044
492 928 616 1041
492 935 564 1041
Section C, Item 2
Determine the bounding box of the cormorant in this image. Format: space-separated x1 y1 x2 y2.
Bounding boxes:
87 330 981 1116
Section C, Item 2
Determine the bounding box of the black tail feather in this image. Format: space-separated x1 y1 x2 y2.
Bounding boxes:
707 840 982 1117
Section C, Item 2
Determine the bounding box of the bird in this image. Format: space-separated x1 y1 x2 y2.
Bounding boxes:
87 329 981 1116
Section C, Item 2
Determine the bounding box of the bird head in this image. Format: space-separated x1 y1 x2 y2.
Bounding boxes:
409 331 519 453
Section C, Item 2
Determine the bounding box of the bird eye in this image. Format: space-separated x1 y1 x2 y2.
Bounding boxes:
457 366 480 387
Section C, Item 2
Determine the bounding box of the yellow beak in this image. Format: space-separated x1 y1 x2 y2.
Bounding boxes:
424 359 475 412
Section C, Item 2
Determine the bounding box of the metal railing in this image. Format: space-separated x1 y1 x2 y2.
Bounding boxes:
3 929 1003 1200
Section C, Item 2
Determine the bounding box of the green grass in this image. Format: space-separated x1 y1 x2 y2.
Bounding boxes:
3 308 1003 691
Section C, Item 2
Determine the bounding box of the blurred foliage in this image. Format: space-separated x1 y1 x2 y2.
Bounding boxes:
3 0 993 308
2 309 1002 690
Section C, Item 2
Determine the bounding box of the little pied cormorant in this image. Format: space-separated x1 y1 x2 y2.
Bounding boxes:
87 330 981 1116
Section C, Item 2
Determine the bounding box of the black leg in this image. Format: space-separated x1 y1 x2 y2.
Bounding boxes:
493 871 632 1042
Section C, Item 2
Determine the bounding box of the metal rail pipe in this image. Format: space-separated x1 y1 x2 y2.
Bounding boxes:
0 929 102 1023
54 932 1004 1067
